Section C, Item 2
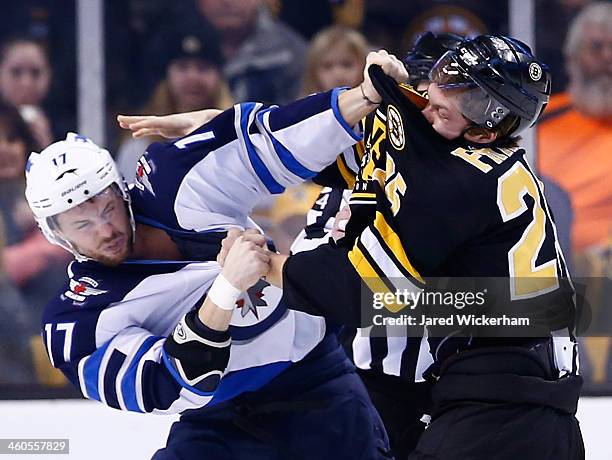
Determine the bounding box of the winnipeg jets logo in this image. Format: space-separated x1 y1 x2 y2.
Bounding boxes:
134 155 155 196
65 276 107 303
387 105 405 150
235 279 269 319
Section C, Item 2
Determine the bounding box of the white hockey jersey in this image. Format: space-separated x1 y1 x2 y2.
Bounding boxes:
41 90 361 414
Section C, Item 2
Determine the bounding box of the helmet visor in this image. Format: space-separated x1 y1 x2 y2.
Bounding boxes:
429 51 510 127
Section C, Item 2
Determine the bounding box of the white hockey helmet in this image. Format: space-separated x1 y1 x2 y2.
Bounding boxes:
25 133 135 261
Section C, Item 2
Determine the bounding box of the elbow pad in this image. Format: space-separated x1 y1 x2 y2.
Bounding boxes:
163 309 231 393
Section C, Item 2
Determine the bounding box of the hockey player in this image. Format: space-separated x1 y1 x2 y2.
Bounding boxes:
25 51 409 459
218 36 584 459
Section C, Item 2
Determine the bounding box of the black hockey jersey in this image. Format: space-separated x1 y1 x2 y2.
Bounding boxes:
283 67 578 376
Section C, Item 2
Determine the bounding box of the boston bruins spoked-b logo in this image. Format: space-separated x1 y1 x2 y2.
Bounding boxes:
528 62 543 82
387 105 405 150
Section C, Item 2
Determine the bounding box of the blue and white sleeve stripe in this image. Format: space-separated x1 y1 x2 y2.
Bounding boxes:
120 335 160 412
256 108 317 181
237 102 285 194
235 89 362 194
75 327 212 414
331 87 362 142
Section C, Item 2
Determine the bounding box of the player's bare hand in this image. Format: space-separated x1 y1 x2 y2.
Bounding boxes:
117 109 222 139
217 228 265 266
331 206 351 242
361 50 409 104
221 235 270 291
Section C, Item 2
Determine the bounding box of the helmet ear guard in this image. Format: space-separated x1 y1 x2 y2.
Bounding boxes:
25 133 136 262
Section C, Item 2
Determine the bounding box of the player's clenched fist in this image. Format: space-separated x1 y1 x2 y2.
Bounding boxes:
361 50 409 104
221 233 269 291
217 228 264 266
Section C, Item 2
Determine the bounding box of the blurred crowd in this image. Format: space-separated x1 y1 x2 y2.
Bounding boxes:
0 0 610 394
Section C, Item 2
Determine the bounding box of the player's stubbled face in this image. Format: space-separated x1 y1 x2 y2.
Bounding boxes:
421 82 471 140
55 186 131 266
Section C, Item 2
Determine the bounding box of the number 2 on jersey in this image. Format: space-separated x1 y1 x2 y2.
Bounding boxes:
497 163 559 299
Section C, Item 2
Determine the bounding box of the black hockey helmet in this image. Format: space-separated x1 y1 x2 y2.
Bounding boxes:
428 34 551 136
403 31 464 86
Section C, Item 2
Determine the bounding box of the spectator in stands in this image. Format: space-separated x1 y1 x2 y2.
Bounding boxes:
196 0 307 104
0 102 69 326
0 37 54 149
302 25 369 96
538 1 612 390
538 1 612 266
116 24 233 180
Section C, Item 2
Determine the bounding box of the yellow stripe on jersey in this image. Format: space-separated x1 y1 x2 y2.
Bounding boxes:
373 211 424 284
350 192 376 200
347 244 408 313
336 154 356 189
355 139 366 161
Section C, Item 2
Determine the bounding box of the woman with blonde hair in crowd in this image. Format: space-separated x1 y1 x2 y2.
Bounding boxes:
116 24 233 179
302 25 370 95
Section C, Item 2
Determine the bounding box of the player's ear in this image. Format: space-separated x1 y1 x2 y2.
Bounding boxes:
463 127 498 144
